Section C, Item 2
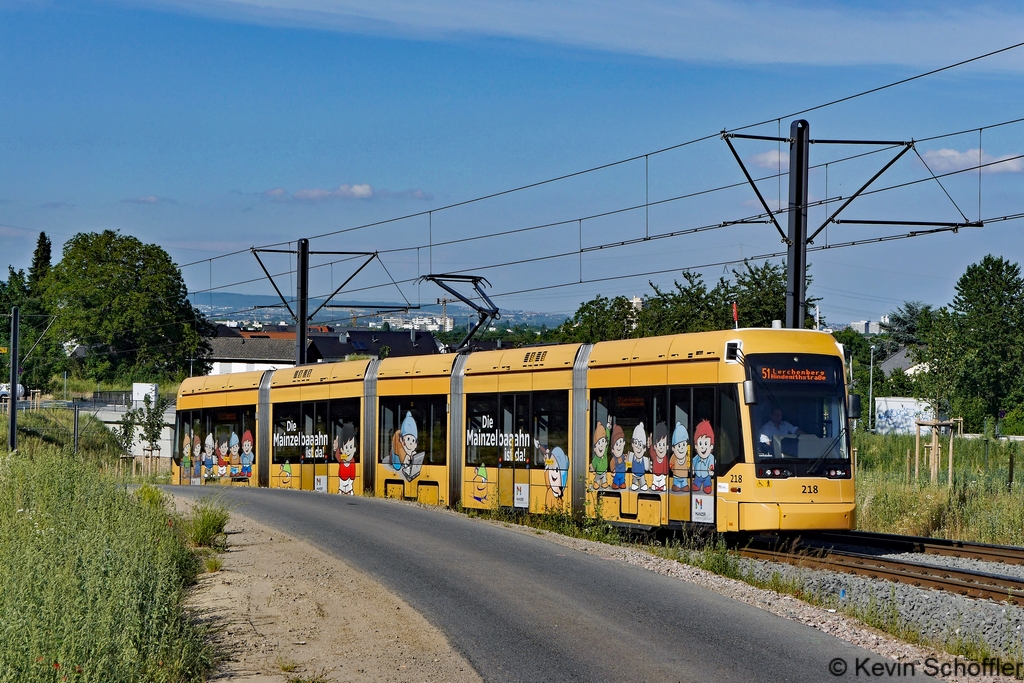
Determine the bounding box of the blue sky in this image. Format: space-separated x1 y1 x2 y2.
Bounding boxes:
2 0 1023 323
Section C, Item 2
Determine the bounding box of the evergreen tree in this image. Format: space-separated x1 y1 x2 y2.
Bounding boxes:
27 232 51 294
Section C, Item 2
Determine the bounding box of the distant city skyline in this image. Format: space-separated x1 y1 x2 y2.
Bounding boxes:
2 1 1023 323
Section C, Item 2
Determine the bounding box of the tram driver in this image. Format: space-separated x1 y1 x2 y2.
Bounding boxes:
758 407 803 456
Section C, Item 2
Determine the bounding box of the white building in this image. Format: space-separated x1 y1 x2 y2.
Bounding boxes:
372 315 454 332
850 320 881 335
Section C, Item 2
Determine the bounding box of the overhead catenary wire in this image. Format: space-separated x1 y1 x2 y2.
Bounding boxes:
46 97 1024 353
96 139 1024 347
67 206 1024 363
184 114 1024 308
177 41 1024 270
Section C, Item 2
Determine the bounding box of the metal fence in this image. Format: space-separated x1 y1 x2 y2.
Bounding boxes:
90 391 133 406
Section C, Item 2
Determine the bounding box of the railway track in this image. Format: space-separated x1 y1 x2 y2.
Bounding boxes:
739 535 1024 603
810 530 1024 565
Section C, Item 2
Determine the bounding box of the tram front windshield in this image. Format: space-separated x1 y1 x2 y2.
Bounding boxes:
747 353 849 467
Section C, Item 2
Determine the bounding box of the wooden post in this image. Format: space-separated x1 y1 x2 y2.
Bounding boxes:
1010 445 1016 493
947 429 954 488
915 423 921 481
930 425 939 484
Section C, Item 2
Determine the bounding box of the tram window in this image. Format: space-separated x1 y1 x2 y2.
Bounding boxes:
191 413 203 469
174 411 190 465
497 394 531 467
236 406 256 478
671 388 692 435
467 393 500 467
378 395 448 469
210 408 239 473
329 398 360 465
273 402 302 464
614 388 653 463
717 385 743 470
425 396 447 465
299 401 329 463
693 387 715 429
532 391 569 468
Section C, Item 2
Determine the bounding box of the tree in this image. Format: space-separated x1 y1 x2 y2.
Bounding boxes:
27 232 51 295
636 272 733 336
113 409 137 457
555 259 821 343
915 307 969 422
730 259 819 329
882 300 932 349
949 255 1024 423
556 295 639 343
733 260 786 328
0 264 63 392
138 393 174 456
43 230 213 382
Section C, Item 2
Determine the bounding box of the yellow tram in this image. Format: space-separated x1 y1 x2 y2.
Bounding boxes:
172 328 856 533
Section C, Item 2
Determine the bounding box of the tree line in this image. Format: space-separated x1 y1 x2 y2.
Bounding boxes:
444 253 1022 434
842 255 1024 433
5 226 1017 434
1 230 212 391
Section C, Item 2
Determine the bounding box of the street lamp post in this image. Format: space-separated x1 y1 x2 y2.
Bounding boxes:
869 344 877 432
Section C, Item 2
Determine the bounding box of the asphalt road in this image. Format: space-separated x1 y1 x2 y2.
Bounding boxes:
171 487 926 682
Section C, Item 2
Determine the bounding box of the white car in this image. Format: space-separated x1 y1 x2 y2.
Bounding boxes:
0 383 25 400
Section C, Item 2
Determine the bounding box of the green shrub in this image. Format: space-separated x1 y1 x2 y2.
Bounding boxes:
185 499 230 549
136 483 166 512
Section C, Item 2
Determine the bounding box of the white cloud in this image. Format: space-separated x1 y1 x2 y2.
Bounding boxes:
262 187 287 197
292 187 335 201
920 148 1024 174
122 195 176 204
292 183 372 201
283 183 430 202
749 149 788 171
120 0 1024 68
337 183 373 199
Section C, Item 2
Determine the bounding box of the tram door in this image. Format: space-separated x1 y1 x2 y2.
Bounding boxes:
687 388 717 525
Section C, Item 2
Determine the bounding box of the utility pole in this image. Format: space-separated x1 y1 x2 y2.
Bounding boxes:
869 344 877 433
786 119 810 329
8 306 18 451
253 246 412 367
724 121 971 333
296 238 309 366
437 296 449 331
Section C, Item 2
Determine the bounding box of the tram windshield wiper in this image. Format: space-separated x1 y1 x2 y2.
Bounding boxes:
807 428 847 475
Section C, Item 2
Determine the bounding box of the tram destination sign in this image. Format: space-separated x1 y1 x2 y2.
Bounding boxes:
760 367 828 382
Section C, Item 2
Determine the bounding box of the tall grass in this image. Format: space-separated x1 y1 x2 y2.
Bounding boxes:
185 499 230 550
854 432 1024 544
0 442 211 682
1 408 122 464
461 504 624 545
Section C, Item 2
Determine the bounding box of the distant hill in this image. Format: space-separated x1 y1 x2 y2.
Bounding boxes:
190 291 569 328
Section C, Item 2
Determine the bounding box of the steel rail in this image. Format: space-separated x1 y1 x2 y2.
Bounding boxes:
808 531 1024 566
739 547 1024 603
